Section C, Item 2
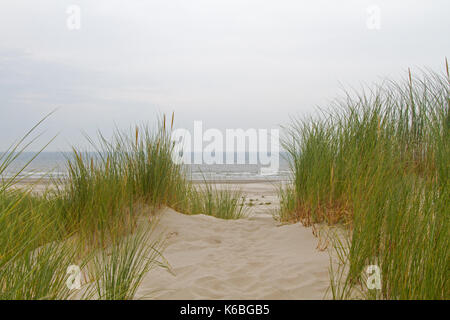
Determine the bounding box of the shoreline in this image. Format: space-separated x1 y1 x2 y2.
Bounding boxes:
11 178 290 185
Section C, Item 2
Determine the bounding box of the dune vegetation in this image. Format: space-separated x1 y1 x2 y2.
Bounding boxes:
279 62 449 299
2 62 447 300
0 114 245 300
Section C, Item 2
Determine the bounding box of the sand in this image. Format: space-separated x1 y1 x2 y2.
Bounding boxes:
13 180 331 299
136 182 331 300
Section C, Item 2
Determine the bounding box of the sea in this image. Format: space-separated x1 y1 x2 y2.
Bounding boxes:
2 152 292 182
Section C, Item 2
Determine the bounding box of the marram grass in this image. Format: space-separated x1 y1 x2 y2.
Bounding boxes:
279 62 449 300
1 114 247 299
184 180 248 220
85 224 167 300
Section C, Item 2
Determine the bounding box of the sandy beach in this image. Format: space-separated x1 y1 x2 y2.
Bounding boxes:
10 180 331 299
11 180 331 299
136 182 330 300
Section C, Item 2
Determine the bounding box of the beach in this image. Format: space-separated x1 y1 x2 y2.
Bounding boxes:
12 180 331 299
2 64 446 302
136 182 330 300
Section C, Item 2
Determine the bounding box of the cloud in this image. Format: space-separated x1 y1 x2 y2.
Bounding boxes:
0 0 449 150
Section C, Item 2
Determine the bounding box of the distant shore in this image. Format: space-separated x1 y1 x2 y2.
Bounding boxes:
11 177 290 186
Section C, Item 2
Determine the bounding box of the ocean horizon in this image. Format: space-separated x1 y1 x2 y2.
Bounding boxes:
1 151 292 182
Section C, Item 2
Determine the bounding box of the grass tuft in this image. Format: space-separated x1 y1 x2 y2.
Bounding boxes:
1 114 247 299
280 64 449 299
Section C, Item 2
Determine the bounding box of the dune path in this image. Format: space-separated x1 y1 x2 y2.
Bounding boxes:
136 183 331 300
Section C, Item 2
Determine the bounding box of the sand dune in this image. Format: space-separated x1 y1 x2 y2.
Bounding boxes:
136 206 330 300
18 180 331 299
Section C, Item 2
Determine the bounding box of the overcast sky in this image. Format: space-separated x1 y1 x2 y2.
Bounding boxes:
1 0 449 151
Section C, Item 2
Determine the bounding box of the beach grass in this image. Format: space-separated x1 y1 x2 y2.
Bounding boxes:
279 62 449 299
85 224 167 300
0 120 173 299
185 180 248 219
52 114 190 247
0 113 248 299
0 123 80 299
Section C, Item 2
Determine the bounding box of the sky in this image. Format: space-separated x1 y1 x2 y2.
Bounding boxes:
0 0 449 151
